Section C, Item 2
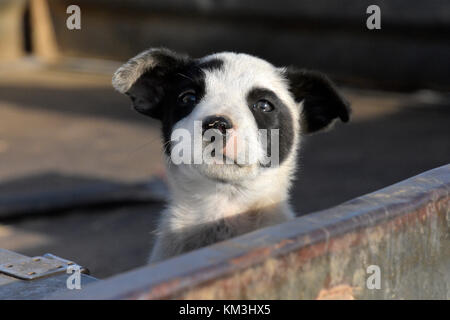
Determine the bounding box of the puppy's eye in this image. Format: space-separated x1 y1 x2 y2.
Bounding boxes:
178 90 198 105
253 99 274 112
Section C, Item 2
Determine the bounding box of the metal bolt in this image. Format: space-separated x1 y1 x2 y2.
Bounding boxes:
6 264 13 268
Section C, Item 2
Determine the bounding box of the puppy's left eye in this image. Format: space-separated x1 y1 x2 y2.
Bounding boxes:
178 90 198 105
253 99 274 112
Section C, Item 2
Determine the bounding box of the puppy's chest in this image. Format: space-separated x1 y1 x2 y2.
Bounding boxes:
173 203 272 242
203 219 238 242
179 212 262 252
168 192 286 252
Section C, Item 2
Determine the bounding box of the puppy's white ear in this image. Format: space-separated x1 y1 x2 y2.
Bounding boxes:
112 48 189 119
283 68 351 133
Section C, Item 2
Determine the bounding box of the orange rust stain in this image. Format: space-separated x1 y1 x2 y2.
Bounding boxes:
130 278 182 300
316 284 355 300
230 247 272 266
230 238 295 266
296 241 329 263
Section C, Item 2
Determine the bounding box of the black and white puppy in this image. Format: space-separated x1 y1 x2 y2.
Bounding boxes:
112 48 350 262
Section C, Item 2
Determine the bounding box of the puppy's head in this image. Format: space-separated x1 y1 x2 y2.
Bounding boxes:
113 48 350 183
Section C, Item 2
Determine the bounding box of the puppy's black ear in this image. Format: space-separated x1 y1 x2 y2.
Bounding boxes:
112 48 190 119
284 68 351 134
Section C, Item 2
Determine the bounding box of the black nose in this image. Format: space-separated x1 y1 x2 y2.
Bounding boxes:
202 116 233 135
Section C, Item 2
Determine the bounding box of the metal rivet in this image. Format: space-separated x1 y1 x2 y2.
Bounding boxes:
33 258 41 262
67 262 74 265
28 271 36 275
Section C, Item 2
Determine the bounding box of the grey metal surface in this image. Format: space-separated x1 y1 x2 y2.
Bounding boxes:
52 164 450 299
0 273 97 300
0 249 28 269
0 255 64 280
0 249 88 280
0 249 98 299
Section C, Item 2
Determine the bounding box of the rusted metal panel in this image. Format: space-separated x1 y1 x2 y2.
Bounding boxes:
55 164 450 300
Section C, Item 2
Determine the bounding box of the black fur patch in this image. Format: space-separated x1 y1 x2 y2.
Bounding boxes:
283 68 350 133
126 49 190 119
247 87 294 166
197 58 224 72
125 50 224 155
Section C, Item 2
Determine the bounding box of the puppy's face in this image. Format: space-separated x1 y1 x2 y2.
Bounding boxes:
113 48 350 183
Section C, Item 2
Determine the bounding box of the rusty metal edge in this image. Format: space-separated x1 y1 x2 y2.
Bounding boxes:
52 164 450 300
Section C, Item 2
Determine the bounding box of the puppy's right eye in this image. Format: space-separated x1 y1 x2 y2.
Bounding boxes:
253 99 274 112
178 90 198 105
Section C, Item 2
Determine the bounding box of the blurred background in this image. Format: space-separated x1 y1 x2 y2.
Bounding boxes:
0 0 449 278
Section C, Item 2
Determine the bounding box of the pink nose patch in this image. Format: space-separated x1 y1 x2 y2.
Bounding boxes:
223 130 238 160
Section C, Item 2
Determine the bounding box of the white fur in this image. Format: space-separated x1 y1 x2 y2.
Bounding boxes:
148 53 302 262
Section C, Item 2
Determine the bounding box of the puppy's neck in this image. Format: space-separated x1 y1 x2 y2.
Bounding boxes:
165 165 293 223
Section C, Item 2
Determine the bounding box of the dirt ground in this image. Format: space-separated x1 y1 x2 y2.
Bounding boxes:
0 61 449 278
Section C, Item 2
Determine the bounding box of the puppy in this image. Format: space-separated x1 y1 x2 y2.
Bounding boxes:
112 48 350 262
